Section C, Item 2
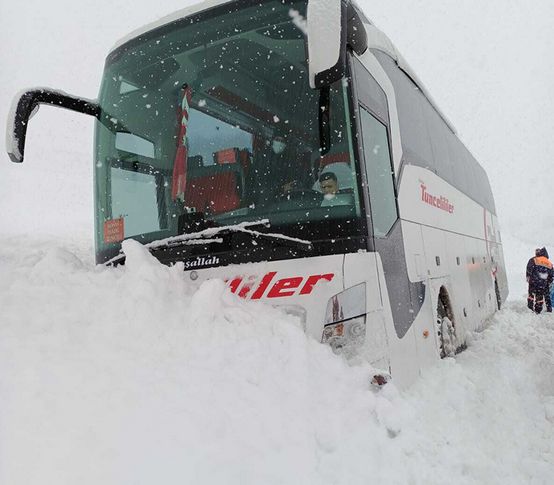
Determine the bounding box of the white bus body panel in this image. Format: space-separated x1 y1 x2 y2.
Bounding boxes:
350 47 505 384
398 164 501 332
184 251 436 387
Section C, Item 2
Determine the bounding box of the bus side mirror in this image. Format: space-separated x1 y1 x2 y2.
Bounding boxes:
307 0 346 89
306 0 368 89
6 88 100 163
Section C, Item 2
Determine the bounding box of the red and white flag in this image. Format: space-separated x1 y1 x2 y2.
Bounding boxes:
171 84 192 201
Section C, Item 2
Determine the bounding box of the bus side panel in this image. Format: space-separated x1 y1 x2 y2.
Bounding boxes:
414 278 442 372
401 220 427 283
444 230 473 335
398 165 488 239
465 236 487 331
421 225 448 279
372 254 420 388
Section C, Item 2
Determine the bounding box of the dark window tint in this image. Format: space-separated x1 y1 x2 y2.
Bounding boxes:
421 101 453 181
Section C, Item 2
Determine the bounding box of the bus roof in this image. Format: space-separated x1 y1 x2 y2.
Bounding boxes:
110 0 235 53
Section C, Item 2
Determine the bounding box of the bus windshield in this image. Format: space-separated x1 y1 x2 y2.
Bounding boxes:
94 0 363 263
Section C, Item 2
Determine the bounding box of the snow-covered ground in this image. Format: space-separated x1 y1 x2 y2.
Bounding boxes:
0 237 553 484
2 0 554 483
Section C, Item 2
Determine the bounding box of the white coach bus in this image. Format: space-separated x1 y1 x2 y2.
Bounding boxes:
6 0 507 388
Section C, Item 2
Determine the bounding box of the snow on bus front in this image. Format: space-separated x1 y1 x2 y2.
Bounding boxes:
110 220 345 344
193 251 344 345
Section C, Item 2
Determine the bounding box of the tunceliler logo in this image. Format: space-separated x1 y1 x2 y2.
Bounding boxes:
420 183 454 213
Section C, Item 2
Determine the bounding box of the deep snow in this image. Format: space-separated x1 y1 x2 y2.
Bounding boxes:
0 237 553 484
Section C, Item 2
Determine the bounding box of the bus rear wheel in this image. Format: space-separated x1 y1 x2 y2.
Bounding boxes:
437 289 457 359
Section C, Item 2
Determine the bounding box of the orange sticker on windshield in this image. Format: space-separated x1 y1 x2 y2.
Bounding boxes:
104 218 124 244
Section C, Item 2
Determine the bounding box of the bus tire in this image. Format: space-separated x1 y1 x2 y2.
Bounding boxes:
437 288 457 359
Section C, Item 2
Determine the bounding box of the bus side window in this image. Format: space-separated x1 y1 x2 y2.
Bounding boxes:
359 106 398 237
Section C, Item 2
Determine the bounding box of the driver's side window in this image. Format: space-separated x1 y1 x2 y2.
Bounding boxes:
359 106 398 237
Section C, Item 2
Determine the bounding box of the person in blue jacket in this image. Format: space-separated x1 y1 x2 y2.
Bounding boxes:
526 247 554 313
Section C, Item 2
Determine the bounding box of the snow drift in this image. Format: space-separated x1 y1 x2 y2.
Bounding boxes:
0 237 553 484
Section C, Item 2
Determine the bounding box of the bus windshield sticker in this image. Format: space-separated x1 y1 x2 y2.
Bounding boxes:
104 218 125 244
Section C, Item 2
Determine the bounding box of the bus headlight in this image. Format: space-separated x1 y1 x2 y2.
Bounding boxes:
322 315 366 353
322 283 367 355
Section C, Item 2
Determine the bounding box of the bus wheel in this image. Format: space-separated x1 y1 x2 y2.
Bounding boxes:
437 289 456 359
495 280 501 310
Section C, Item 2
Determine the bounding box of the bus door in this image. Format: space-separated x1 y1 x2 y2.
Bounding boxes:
350 56 426 347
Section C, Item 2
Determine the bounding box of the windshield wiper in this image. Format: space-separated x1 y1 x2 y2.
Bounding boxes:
150 219 272 250
106 219 312 266
229 223 314 252
155 219 314 253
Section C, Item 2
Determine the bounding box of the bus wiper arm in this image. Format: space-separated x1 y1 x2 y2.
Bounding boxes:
147 219 272 250
149 219 313 252
234 226 313 252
